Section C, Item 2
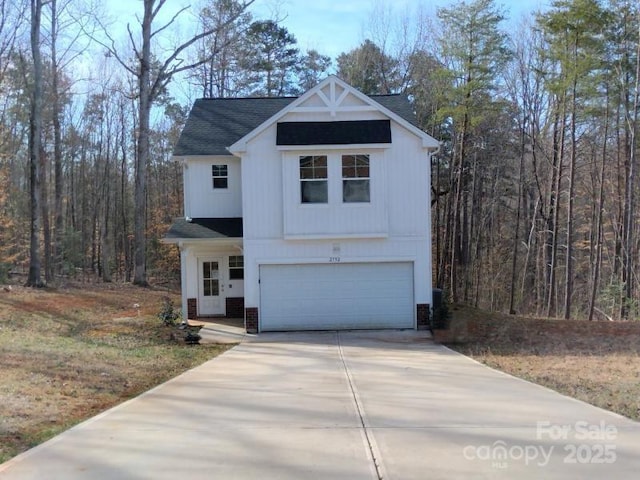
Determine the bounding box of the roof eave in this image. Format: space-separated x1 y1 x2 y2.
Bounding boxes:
161 237 243 245
228 75 440 153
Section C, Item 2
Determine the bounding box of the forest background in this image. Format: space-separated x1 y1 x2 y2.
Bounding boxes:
1 0 639 322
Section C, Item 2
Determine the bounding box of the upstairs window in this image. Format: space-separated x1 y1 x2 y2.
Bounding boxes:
342 154 370 203
229 255 244 280
300 155 328 203
212 164 228 189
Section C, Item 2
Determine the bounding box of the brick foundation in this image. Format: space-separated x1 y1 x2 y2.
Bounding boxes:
245 307 258 333
417 303 430 330
187 298 197 319
225 297 245 318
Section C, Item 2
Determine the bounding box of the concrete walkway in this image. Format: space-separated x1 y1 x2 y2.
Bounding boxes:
1 330 639 479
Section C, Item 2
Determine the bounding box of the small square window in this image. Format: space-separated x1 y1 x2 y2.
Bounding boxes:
212 164 228 189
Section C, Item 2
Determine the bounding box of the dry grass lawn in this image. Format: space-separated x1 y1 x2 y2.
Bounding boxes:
447 305 640 421
0 282 232 463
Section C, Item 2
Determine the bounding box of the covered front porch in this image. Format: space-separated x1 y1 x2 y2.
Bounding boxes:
163 217 244 321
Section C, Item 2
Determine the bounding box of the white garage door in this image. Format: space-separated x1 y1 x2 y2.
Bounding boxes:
260 262 414 331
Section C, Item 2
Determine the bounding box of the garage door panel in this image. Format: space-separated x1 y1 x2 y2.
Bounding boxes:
260 263 414 331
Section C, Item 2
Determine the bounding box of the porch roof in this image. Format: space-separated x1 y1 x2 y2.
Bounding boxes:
164 217 243 241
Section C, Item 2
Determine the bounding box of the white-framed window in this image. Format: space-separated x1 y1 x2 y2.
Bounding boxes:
300 155 328 203
212 164 228 189
342 154 370 203
229 255 244 280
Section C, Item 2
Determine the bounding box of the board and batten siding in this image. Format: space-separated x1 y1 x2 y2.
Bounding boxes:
241 121 431 240
242 237 432 315
281 149 388 238
240 113 433 319
240 124 284 240
183 156 242 218
387 124 431 235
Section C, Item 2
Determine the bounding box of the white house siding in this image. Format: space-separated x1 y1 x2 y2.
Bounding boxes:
182 156 242 218
240 126 284 240
281 149 389 238
244 236 432 322
240 109 433 331
387 125 431 236
180 242 244 319
243 237 432 325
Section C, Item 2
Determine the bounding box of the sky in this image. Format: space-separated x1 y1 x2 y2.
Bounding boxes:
106 0 551 61
248 0 550 59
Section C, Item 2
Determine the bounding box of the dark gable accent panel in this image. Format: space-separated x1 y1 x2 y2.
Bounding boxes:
277 120 391 146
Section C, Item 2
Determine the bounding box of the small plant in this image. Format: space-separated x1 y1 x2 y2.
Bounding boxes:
0 262 10 284
157 297 202 344
157 297 181 326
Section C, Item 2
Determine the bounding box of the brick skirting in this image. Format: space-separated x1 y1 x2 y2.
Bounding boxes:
245 307 258 333
187 298 197 320
225 297 245 318
417 303 430 330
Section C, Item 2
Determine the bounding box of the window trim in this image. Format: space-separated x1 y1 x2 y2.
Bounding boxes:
342 154 370 203
229 255 244 280
299 155 328 204
212 164 228 189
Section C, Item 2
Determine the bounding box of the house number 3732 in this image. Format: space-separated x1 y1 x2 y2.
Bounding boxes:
329 256 341 263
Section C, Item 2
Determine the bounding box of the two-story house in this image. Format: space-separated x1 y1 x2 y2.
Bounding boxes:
164 76 440 333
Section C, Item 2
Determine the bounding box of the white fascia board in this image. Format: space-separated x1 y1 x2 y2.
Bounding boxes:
277 143 391 152
284 232 389 241
161 237 243 247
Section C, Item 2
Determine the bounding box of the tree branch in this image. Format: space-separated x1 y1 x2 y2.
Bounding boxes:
151 4 189 40
149 0 255 99
81 15 137 76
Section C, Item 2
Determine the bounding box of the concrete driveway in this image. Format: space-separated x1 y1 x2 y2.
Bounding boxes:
1 330 639 479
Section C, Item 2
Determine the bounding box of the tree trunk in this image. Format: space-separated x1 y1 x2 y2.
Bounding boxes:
622 25 640 317
51 0 64 279
563 74 578 320
509 124 526 314
26 0 44 288
546 98 566 318
41 146 51 282
588 92 608 321
133 0 153 287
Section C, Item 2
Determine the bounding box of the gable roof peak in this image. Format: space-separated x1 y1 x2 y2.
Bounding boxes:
173 77 439 157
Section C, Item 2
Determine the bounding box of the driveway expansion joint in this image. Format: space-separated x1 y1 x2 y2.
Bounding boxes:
337 331 386 480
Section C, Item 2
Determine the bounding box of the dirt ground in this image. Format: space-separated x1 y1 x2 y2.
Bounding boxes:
2 284 638 463
446 305 640 421
0 281 231 463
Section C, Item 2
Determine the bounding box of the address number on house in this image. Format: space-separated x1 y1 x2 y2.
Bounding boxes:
329 257 341 263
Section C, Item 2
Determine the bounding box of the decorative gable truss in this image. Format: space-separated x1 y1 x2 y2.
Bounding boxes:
228 76 440 155
293 78 380 117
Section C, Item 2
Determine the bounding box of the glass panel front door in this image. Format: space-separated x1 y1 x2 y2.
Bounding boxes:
198 258 224 315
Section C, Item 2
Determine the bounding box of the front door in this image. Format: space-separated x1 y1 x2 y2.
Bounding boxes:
198 258 225 315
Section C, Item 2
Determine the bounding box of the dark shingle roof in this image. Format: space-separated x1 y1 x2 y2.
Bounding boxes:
165 218 243 240
174 94 418 157
374 95 419 126
174 97 296 156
